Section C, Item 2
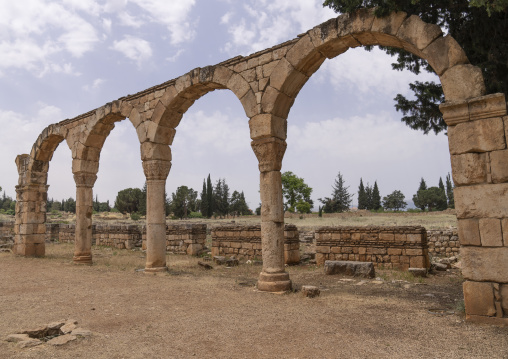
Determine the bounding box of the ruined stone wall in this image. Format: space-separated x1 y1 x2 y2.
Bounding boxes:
45 223 206 255
315 226 430 270
58 224 75 243
95 224 142 249
0 221 14 238
427 228 460 257
211 224 300 264
142 224 207 256
0 222 14 249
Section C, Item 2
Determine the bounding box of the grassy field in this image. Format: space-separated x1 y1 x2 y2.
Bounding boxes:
1 209 458 230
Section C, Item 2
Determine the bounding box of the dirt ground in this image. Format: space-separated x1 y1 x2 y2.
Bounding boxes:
1 243 507 359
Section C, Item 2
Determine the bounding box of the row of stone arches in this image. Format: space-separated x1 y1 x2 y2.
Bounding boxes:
15 9 507 324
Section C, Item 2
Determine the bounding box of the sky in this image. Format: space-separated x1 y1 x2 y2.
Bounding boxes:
0 0 452 211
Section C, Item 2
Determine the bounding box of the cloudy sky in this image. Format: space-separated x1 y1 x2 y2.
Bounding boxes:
0 0 451 210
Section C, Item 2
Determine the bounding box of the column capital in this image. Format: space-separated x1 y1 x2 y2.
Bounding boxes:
251 137 286 173
73 172 97 188
142 160 172 181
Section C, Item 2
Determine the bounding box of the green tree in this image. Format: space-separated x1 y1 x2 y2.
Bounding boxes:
371 181 381 210
296 200 311 214
323 0 508 134
358 178 367 210
200 179 208 217
382 190 407 211
114 188 143 213
138 182 147 216
213 178 230 218
417 186 448 211
206 174 214 218
446 173 455 209
365 184 373 210
170 186 198 219
63 197 76 213
230 190 250 216
412 178 428 211
281 171 314 212
318 172 352 213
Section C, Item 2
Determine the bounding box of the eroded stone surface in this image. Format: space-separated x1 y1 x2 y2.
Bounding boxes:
324 260 375 278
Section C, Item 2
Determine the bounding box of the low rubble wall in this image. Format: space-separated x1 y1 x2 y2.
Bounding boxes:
211 224 300 264
142 224 207 255
315 226 430 270
427 229 459 257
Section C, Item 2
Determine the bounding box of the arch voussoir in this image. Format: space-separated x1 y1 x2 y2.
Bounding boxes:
423 35 469 76
396 14 443 57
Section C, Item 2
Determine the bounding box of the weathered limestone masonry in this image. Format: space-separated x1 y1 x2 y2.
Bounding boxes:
427 229 460 257
211 224 300 264
94 224 142 249
141 224 207 256
440 93 508 325
15 8 506 321
315 226 430 270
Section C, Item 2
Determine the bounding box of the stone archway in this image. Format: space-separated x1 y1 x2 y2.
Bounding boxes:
15 9 507 325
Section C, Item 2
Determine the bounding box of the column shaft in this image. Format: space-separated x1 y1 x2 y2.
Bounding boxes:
145 179 168 271
73 172 97 264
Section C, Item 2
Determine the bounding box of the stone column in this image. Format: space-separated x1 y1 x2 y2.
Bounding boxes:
73 172 97 264
440 93 508 325
251 137 291 291
13 155 48 257
142 159 171 273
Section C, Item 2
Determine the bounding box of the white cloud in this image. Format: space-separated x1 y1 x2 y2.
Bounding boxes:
174 110 250 156
82 78 105 92
0 104 66 198
129 0 197 45
221 11 233 24
118 11 144 28
284 111 451 203
0 0 99 75
111 36 152 64
166 49 185 62
221 0 336 54
319 47 439 96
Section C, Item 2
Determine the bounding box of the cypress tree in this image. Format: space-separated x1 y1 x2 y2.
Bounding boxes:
358 178 367 210
446 173 454 209
206 174 213 218
372 181 381 210
413 178 428 211
200 179 208 216
365 184 373 210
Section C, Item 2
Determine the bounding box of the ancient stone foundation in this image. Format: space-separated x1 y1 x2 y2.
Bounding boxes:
427 228 460 257
315 226 430 270
142 224 207 256
211 224 300 264
41 222 205 255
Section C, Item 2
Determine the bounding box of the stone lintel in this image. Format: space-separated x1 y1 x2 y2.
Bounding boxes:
440 93 506 126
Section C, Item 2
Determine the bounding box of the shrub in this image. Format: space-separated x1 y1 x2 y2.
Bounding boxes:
188 211 203 218
130 212 141 221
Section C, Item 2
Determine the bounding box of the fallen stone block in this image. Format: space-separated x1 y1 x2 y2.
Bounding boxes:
225 257 239 267
47 334 77 346
71 328 92 338
324 260 375 278
301 285 320 298
6 334 30 343
17 339 43 348
198 261 213 270
213 256 226 265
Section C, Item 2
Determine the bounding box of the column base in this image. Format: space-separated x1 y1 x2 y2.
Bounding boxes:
466 315 508 326
144 266 168 274
257 271 292 292
73 255 93 265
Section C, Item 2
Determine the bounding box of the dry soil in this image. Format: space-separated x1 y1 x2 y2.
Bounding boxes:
1 243 507 359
